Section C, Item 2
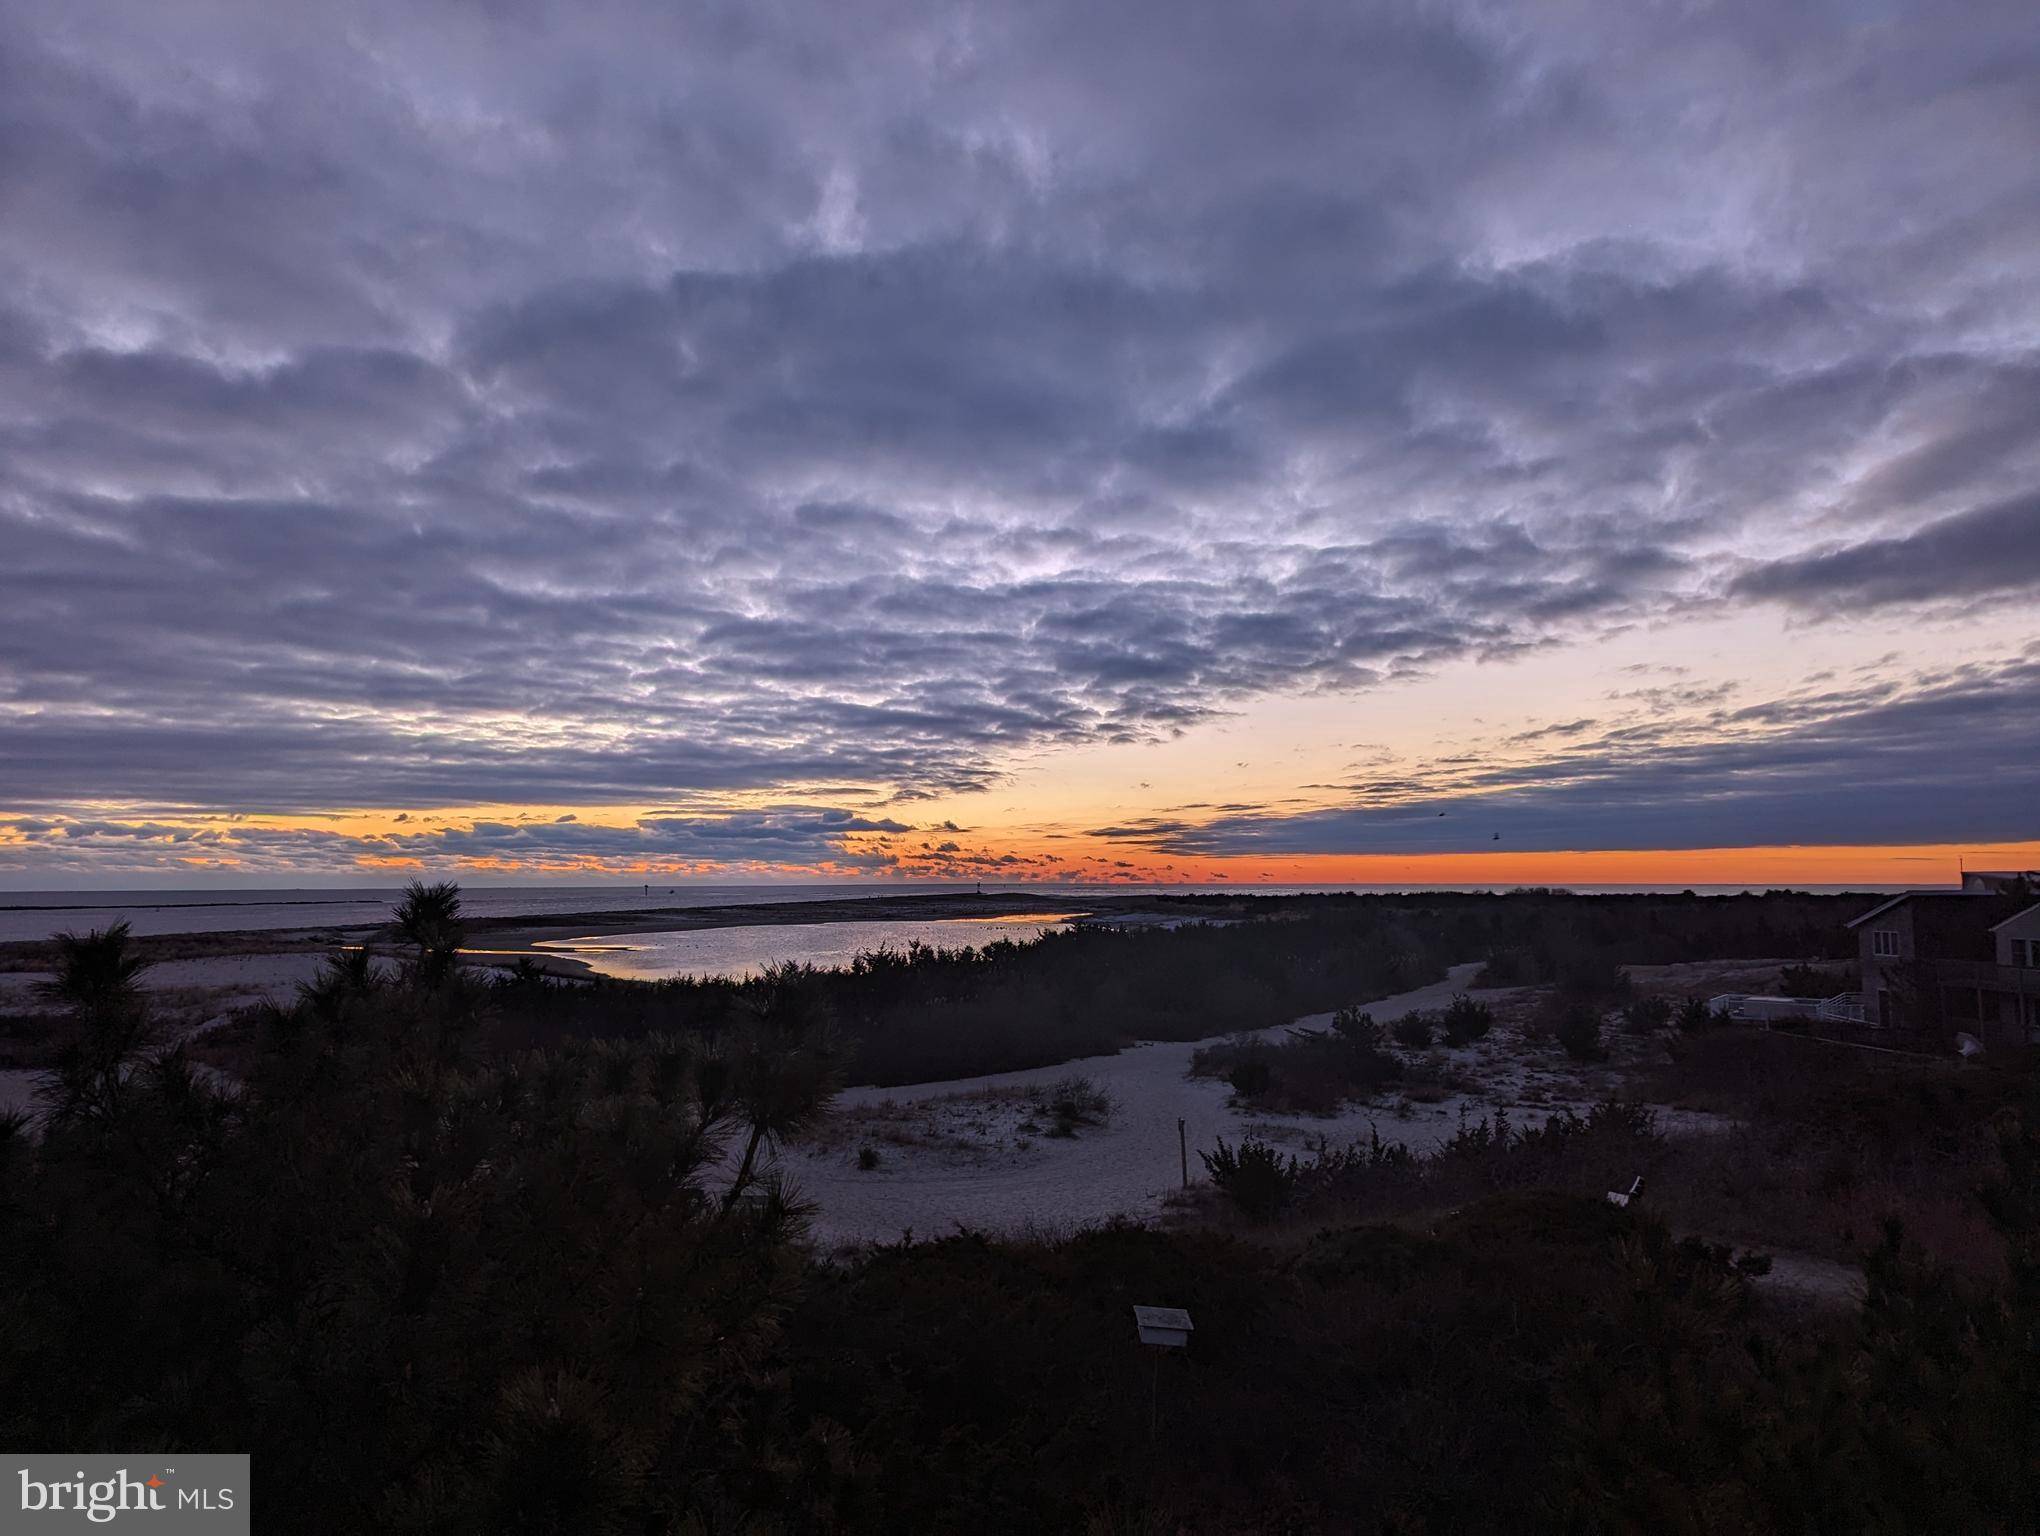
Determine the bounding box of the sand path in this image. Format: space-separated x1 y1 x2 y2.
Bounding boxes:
777 963 1503 1248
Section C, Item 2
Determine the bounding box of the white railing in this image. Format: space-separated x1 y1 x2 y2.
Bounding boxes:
1710 993 1826 1024
1817 993 1867 1024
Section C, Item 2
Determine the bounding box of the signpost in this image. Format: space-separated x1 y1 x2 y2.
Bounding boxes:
1133 1305 1194 1442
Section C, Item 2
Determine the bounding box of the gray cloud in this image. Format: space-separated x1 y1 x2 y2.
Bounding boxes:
1730 493 2040 613
0 0 2036 855
1138 649 2040 856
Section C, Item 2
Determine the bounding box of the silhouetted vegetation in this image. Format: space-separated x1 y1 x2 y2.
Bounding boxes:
1622 993 1673 1033
1195 1100 1665 1231
2 910 840 1533
1453 888 1858 988
778 1163 2040 1531
1777 960 1847 998
462 889 1873 1089
1200 1135 1302 1220
1640 1029 2039 1269
1439 991 1494 1045
487 908 1453 1086
1191 1005 1403 1114
1677 994 1730 1033
33 920 156 1118
8 888 2034 1529
1391 1011 1433 1048
1038 1073 1113 1137
1554 1001 1608 1062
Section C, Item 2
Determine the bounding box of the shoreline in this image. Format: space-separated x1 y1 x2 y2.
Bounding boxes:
0 890 1162 981
470 891 1130 980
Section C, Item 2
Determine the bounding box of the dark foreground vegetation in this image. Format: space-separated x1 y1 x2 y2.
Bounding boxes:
481 887 1863 1086
1191 995 1497 1114
9 885 2034 1531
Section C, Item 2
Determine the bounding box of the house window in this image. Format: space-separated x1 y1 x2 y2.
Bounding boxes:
1872 929 1900 958
2016 937 2040 968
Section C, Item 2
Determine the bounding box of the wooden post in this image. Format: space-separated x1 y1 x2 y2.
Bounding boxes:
1151 1350 1162 1441
1178 1117 1187 1188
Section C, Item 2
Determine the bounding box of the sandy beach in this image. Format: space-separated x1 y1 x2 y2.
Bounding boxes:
777 966 1490 1247
764 964 1736 1251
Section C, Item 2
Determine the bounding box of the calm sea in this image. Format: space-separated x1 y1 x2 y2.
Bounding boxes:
535 911 1087 981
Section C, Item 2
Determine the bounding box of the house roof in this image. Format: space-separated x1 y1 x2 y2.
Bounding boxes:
1989 899 2040 933
1845 890 1993 928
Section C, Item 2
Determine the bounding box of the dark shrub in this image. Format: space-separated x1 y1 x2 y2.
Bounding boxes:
1042 1073 1113 1136
1555 1004 1606 1062
1437 1101 1660 1190
1036 1068 1117 1134
1200 1135 1300 1220
1195 1016 1402 1113
857 1144 881 1170
1677 996 1727 1034
1225 1049 1273 1099
1440 993 1493 1046
1392 1012 1433 1049
1332 1005 1382 1048
1475 946 1536 986
1553 948 1632 1002
1622 995 1673 1034
1777 962 1838 999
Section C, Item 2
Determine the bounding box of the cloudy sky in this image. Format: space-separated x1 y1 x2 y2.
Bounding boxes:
2 0 2037 887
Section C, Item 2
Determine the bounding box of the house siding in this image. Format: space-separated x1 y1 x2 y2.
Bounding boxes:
1995 907 2040 1037
1850 893 2029 1036
1994 906 2040 969
1859 906 1916 1026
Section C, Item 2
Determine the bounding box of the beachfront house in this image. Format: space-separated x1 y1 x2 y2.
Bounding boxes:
1961 869 2040 894
1846 886 2040 1044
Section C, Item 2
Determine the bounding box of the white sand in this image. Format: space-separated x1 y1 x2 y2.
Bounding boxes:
775 964 1521 1249
3 954 1733 1254
0 952 338 1015
0 953 334 1125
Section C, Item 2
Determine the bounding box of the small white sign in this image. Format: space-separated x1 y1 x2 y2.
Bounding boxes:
1132 1305 1194 1349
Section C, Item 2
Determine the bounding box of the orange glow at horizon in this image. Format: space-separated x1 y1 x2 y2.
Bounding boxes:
11 802 2038 890
352 839 2040 887
1061 843 2040 887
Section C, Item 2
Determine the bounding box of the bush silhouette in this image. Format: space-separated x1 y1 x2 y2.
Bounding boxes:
1200 1135 1300 1219
1555 1004 1607 1062
1440 993 1494 1046
1623 995 1673 1034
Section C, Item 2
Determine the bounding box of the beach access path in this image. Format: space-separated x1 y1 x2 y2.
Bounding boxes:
775 963 1506 1249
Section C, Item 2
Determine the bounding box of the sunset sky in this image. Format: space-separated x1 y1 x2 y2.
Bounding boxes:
2 0 2036 887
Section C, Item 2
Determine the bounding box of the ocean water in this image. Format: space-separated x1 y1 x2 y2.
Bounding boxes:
0 880 1909 946
0 883 971 943
537 911 1085 981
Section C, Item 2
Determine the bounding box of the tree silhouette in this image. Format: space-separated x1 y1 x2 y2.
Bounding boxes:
36 921 153 1124
720 963 840 1216
391 879 465 986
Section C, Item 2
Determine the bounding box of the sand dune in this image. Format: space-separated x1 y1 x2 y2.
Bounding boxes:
776 964 1510 1249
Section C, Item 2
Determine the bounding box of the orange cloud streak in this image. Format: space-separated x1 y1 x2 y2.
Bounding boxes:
1045 843 2040 887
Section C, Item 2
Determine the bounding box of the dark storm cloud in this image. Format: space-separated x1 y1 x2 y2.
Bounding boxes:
1730 493 2040 613
1141 651 2040 856
0 0 2037 853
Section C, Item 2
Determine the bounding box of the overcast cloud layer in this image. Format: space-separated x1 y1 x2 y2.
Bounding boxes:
1 0 2037 875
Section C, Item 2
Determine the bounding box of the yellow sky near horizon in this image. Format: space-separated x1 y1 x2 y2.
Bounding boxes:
4 606 2030 887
